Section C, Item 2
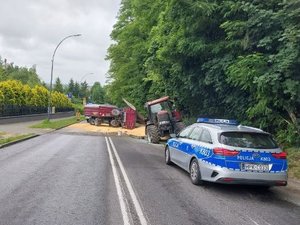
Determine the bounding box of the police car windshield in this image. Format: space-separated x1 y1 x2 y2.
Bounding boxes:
219 132 278 149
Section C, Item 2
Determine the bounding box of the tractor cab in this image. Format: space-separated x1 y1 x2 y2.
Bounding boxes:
145 96 185 143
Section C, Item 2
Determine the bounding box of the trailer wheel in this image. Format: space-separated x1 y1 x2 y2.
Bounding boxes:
146 125 160 144
89 117 95 125
110 119 120 127
111 109 121 116
94 118 101 126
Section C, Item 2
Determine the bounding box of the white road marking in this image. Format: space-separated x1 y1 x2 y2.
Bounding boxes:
109 137 148 225
105 137 130 225
246 215 260 225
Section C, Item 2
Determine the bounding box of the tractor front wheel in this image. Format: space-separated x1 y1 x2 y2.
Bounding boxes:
146 125 160 144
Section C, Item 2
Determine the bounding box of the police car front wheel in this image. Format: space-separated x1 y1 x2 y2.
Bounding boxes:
190 159 204 185
165 147 172 165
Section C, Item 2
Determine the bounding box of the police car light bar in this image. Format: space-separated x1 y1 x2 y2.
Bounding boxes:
197 118 239 125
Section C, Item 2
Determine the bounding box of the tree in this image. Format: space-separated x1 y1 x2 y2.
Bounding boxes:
106 0 163 110
67 78 75 96
0 58 41 86
106 0 300 145
90 82 105 104
73 82 80 98
54 77 64 93
80 80 89 99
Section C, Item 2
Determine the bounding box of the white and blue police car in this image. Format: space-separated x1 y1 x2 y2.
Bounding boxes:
165 118 288 186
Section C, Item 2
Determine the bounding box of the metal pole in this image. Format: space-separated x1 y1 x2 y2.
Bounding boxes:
47 34 81 120
78 72 93 99
80 72 94 83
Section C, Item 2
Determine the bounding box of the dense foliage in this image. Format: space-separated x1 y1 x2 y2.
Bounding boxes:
0 80 72 108
90 82 106 104
107 0 300 145
0 58 41 86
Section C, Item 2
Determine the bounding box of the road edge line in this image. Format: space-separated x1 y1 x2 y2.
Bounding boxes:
109 137 148 225
105 137 130 225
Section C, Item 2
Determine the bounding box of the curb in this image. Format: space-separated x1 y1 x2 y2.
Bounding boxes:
0 134 40 149
0 118 81 149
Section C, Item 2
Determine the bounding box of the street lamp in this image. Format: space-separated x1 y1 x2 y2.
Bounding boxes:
80 72 94 83
79 72 94 101
47 34 81 120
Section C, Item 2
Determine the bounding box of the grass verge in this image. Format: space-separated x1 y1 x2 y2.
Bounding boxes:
30 116 83 129
287 147 300 180
0 134 34 146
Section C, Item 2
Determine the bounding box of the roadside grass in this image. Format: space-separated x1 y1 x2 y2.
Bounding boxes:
0 131 6 136
0 134 34 146
287 147 300 180
30 116 83 129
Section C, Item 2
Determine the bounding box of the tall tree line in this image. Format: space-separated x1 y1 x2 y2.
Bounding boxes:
0 58 106 105
107 0 300 145
0 58 41 86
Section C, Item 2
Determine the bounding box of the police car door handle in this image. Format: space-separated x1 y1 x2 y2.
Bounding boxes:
191 144 196 149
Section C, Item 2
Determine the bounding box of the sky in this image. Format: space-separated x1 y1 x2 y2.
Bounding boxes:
0 0 121 86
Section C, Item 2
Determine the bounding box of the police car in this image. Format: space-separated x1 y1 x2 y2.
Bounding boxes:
165 118 288 186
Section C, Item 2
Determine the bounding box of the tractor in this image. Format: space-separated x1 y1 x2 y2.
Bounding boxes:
145 96 185 143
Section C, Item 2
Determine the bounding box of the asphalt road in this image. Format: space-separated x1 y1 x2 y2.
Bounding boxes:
0 130 299 225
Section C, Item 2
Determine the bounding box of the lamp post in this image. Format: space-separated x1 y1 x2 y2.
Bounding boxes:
79 72 94 102
80 72 94 83
47 34 81 120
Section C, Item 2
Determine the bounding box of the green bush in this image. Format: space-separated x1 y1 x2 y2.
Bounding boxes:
277 122 300 147
0 79 72 108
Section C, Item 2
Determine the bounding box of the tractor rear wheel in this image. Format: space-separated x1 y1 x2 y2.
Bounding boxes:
146 125 160 144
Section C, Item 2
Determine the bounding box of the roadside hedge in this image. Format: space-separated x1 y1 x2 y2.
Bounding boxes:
0 80 72 108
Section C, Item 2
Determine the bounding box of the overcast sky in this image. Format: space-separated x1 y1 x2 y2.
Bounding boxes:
0 0 121 86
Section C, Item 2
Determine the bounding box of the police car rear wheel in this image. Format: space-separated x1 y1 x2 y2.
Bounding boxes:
190 159 203 185
165 147 172 165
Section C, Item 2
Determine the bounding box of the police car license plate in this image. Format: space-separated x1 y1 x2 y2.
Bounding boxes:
241 163 270 172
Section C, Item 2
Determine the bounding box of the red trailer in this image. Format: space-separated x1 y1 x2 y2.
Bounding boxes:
123 107 136 129
84 104 121 127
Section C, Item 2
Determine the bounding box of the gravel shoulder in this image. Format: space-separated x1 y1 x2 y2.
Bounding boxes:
65 122 145 138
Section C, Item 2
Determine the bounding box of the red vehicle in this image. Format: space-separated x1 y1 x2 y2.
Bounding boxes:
145 96 185 143
84 104 121 127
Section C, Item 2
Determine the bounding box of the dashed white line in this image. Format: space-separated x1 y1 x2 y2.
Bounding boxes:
108 137 148 225
105 137 130 225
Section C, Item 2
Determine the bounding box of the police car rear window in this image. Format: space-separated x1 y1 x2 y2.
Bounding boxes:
219 132 278 149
